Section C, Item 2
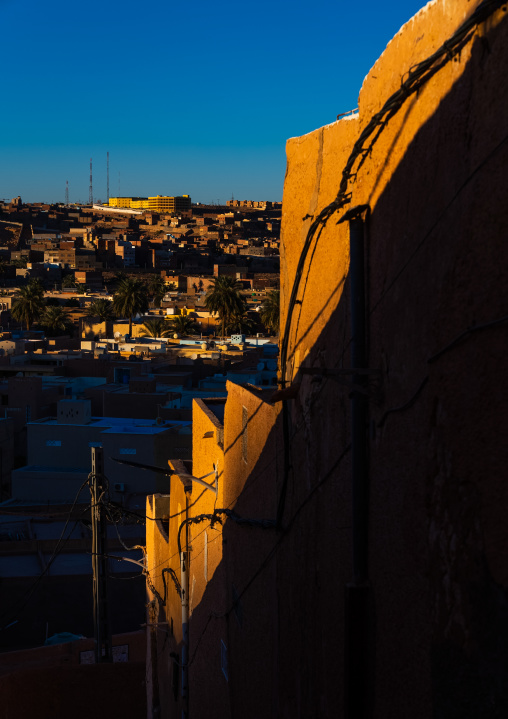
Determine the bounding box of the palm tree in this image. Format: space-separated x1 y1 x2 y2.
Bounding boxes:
40 306 73 337
260 289 280 335
88 298 114 323
113 277 149 336
225 307 257 335
11 257 28 269
62 274 76 288
170 314 198 336
114 271 128 284
29 278 45 297
85 298 115 338
11 281 45 331
204 276 244 338
139 318 172 338
148 276 167 308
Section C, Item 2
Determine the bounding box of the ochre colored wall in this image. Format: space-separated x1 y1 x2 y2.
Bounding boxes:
221 381 279 719
145 399 230 719
279 0 508 716
145 1 508 717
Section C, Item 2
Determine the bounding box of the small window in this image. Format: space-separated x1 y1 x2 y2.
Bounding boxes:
119 448 136 455
46 440 61 447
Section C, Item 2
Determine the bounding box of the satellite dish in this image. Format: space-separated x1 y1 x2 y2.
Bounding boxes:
114 332 121 339
190 353 198 360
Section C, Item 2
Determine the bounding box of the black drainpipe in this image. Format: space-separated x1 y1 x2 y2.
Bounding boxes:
345 209 373 719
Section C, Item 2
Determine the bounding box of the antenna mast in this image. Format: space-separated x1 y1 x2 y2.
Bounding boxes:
65 180 69 206
89 158 93 205
106 152 109 203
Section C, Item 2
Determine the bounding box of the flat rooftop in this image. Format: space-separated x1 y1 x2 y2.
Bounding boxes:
30 416 192 434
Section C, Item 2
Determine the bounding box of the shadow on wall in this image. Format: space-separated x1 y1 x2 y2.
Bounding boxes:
151 12 508 719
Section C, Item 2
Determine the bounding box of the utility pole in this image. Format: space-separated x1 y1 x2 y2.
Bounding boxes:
90 446 112 663
180 486 191 719
89 158 93 205
65 180 69 206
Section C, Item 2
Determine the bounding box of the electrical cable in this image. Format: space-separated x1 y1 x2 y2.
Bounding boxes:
105 487 207 524
279 0 498 381
177 509 276 557
0 506 90 518
0 476 92 631
185 442 353 668
100 494 183 607
145 378 333 578
167 297 503 654
377 313 508 428
277 0 505 531
138 0 507 677
369 132 508 318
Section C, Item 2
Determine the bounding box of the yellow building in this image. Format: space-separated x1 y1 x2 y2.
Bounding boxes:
108 196 190 212
147 195 191 213
108 197 148 208
130 199 150 209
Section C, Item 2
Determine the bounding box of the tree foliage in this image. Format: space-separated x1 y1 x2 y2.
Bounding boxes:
62 274 76 288
225 308 256 336
170 314 198 336
113 278 149 335
148 276 167 307
40 306 73 337
139 318 172 338
11 280 45 331
260 290 280 335
88 298 114 323
204 276 244 338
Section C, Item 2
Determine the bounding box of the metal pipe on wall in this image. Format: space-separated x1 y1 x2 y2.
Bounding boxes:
349 214 369 585
345 211 373 719
180 487 191 719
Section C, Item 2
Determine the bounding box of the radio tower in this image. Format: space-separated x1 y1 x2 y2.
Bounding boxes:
106 152 110 204
65 180 69 205
89 158 93 205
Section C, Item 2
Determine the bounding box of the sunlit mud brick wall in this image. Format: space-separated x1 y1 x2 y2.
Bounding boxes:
279 0 508 716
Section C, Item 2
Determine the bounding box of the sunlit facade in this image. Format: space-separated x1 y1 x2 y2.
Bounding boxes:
147 195 191 213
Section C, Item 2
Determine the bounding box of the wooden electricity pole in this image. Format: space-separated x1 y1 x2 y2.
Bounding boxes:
91 446 112 663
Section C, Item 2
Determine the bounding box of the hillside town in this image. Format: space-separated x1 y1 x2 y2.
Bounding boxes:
1 0 508 717
0 193 281 704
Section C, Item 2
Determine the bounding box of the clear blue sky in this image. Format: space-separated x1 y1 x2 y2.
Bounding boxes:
0 0 427 204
